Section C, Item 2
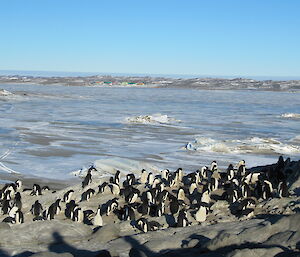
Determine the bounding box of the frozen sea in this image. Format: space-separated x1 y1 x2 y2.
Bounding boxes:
0 83 299 180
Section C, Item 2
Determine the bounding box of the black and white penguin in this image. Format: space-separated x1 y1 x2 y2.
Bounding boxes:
121 205 135 221
106 198 119 216
98 182 108 193
63 190 74 203
227 164 235 181
237 160 246 177
9 206 19 218
156 190 169 204
14 192 22 210
148 220 162 231
136 218 149 232
278 181 289 198
15 210 24 224
126 173 136 186
114 170 121 185
93 205 103 226
195 204 208 223
210 161 218 172
127 191 139 204
177 188 186 201
140 169 148 184
241 182 252 199
15 180 22 191
147 172 154 187
210 177 219 192
109 183 120 196
82 168 93 188
262 180 273 200
169 195 180 215
177 209 190 227
1 199 12 215
30 200 43 217
175 168 184 183
46 199 61 220
65 200 78 219
81 188 95 202
30 184 42 196
161 169 169 181
189 182 198 196
72 206 84 222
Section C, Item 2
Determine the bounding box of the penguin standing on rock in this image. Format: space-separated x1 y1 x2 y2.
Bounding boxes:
81 188 95 202
93 205 103 226
30 200 43 219
46 199 61 220
63 190 74 203
195 204 208 223
140 169 148 184
177 209 190 227
14 192 22 210
15 180 22 191
30 184 42 196
72 206 84 222
82 167 94 188
65 200 78 219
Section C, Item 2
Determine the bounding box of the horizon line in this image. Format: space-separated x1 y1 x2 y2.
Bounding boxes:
0 69 300 81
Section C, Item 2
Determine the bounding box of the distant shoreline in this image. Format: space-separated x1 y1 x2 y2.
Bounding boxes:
1 74 300 91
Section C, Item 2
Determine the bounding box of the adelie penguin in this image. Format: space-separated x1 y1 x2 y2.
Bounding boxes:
93 205 103 226
30 200 43 219
14 192 22 210
81 188 95 202
278 181 289 198
140 169 148 184
30 184 42 196
45 199 61 220
72 206 84 222
63 190 74 203
105 198 119 216
15 180 22 191
98 182 108 193
82 167 94 188
136 218 162 233
177 209 191 227
65 200 78 219
114 170 121 185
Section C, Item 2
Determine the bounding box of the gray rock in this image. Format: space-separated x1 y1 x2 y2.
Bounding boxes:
226 247 283 257
89 223 120 243
0 222 11 231
203 231 241 251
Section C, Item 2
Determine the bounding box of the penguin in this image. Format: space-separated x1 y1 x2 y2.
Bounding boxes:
237 160 246 177
81 188 95 202
42 186 50 191
63 190 74 203
227 164 235 180
136 218 149 232
156 202 165 217
127 191 139 204
1 199 12 215
177 209 190 227
15 180 22 191
195 204 208 223
82 168 93 188
156 190 168 204
210 177 219 192
106 198 118 216
93 206 103 226
148 220 162 231
177 188 185 201
14 192 22 210
30 184 42 196
98 182 108 193
147 172 154 186
109 183 120 196
210 161 218 172
241 182 251 199
262 180 273 199
65 200 78 219
47 199 61 220
175 168 184 183
189 183 198 195
161 169 169 181
30 200 43 217
152 178 161 189
169 195 180 215
278 181 289 198
140 169 148 184
114 170 121 185
201 166 209 180
9 206 19 218
126 173 136 186
15 210 24 224
121 205 135 221
201 189 211 205
72 206 84 222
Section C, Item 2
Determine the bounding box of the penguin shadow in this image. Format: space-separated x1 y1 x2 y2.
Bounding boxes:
181 233 210 248
47 231 111 257
164 214 177 227
0 249 10 257
125 236 154 257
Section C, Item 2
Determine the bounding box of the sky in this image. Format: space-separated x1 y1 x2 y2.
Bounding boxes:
0 0 299 78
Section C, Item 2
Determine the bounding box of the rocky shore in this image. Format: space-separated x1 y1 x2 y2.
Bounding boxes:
0 157 299 257
1 75 300 91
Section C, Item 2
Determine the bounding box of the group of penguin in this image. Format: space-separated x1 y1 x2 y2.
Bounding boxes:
0 155 291 233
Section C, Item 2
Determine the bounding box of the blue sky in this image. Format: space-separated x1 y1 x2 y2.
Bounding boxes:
0 0 299 78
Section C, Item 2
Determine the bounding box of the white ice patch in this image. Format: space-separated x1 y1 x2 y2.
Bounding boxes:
0 89 13 96
281 113 300 119
185 136 300 155
70 157 160 178
125 113 180 125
